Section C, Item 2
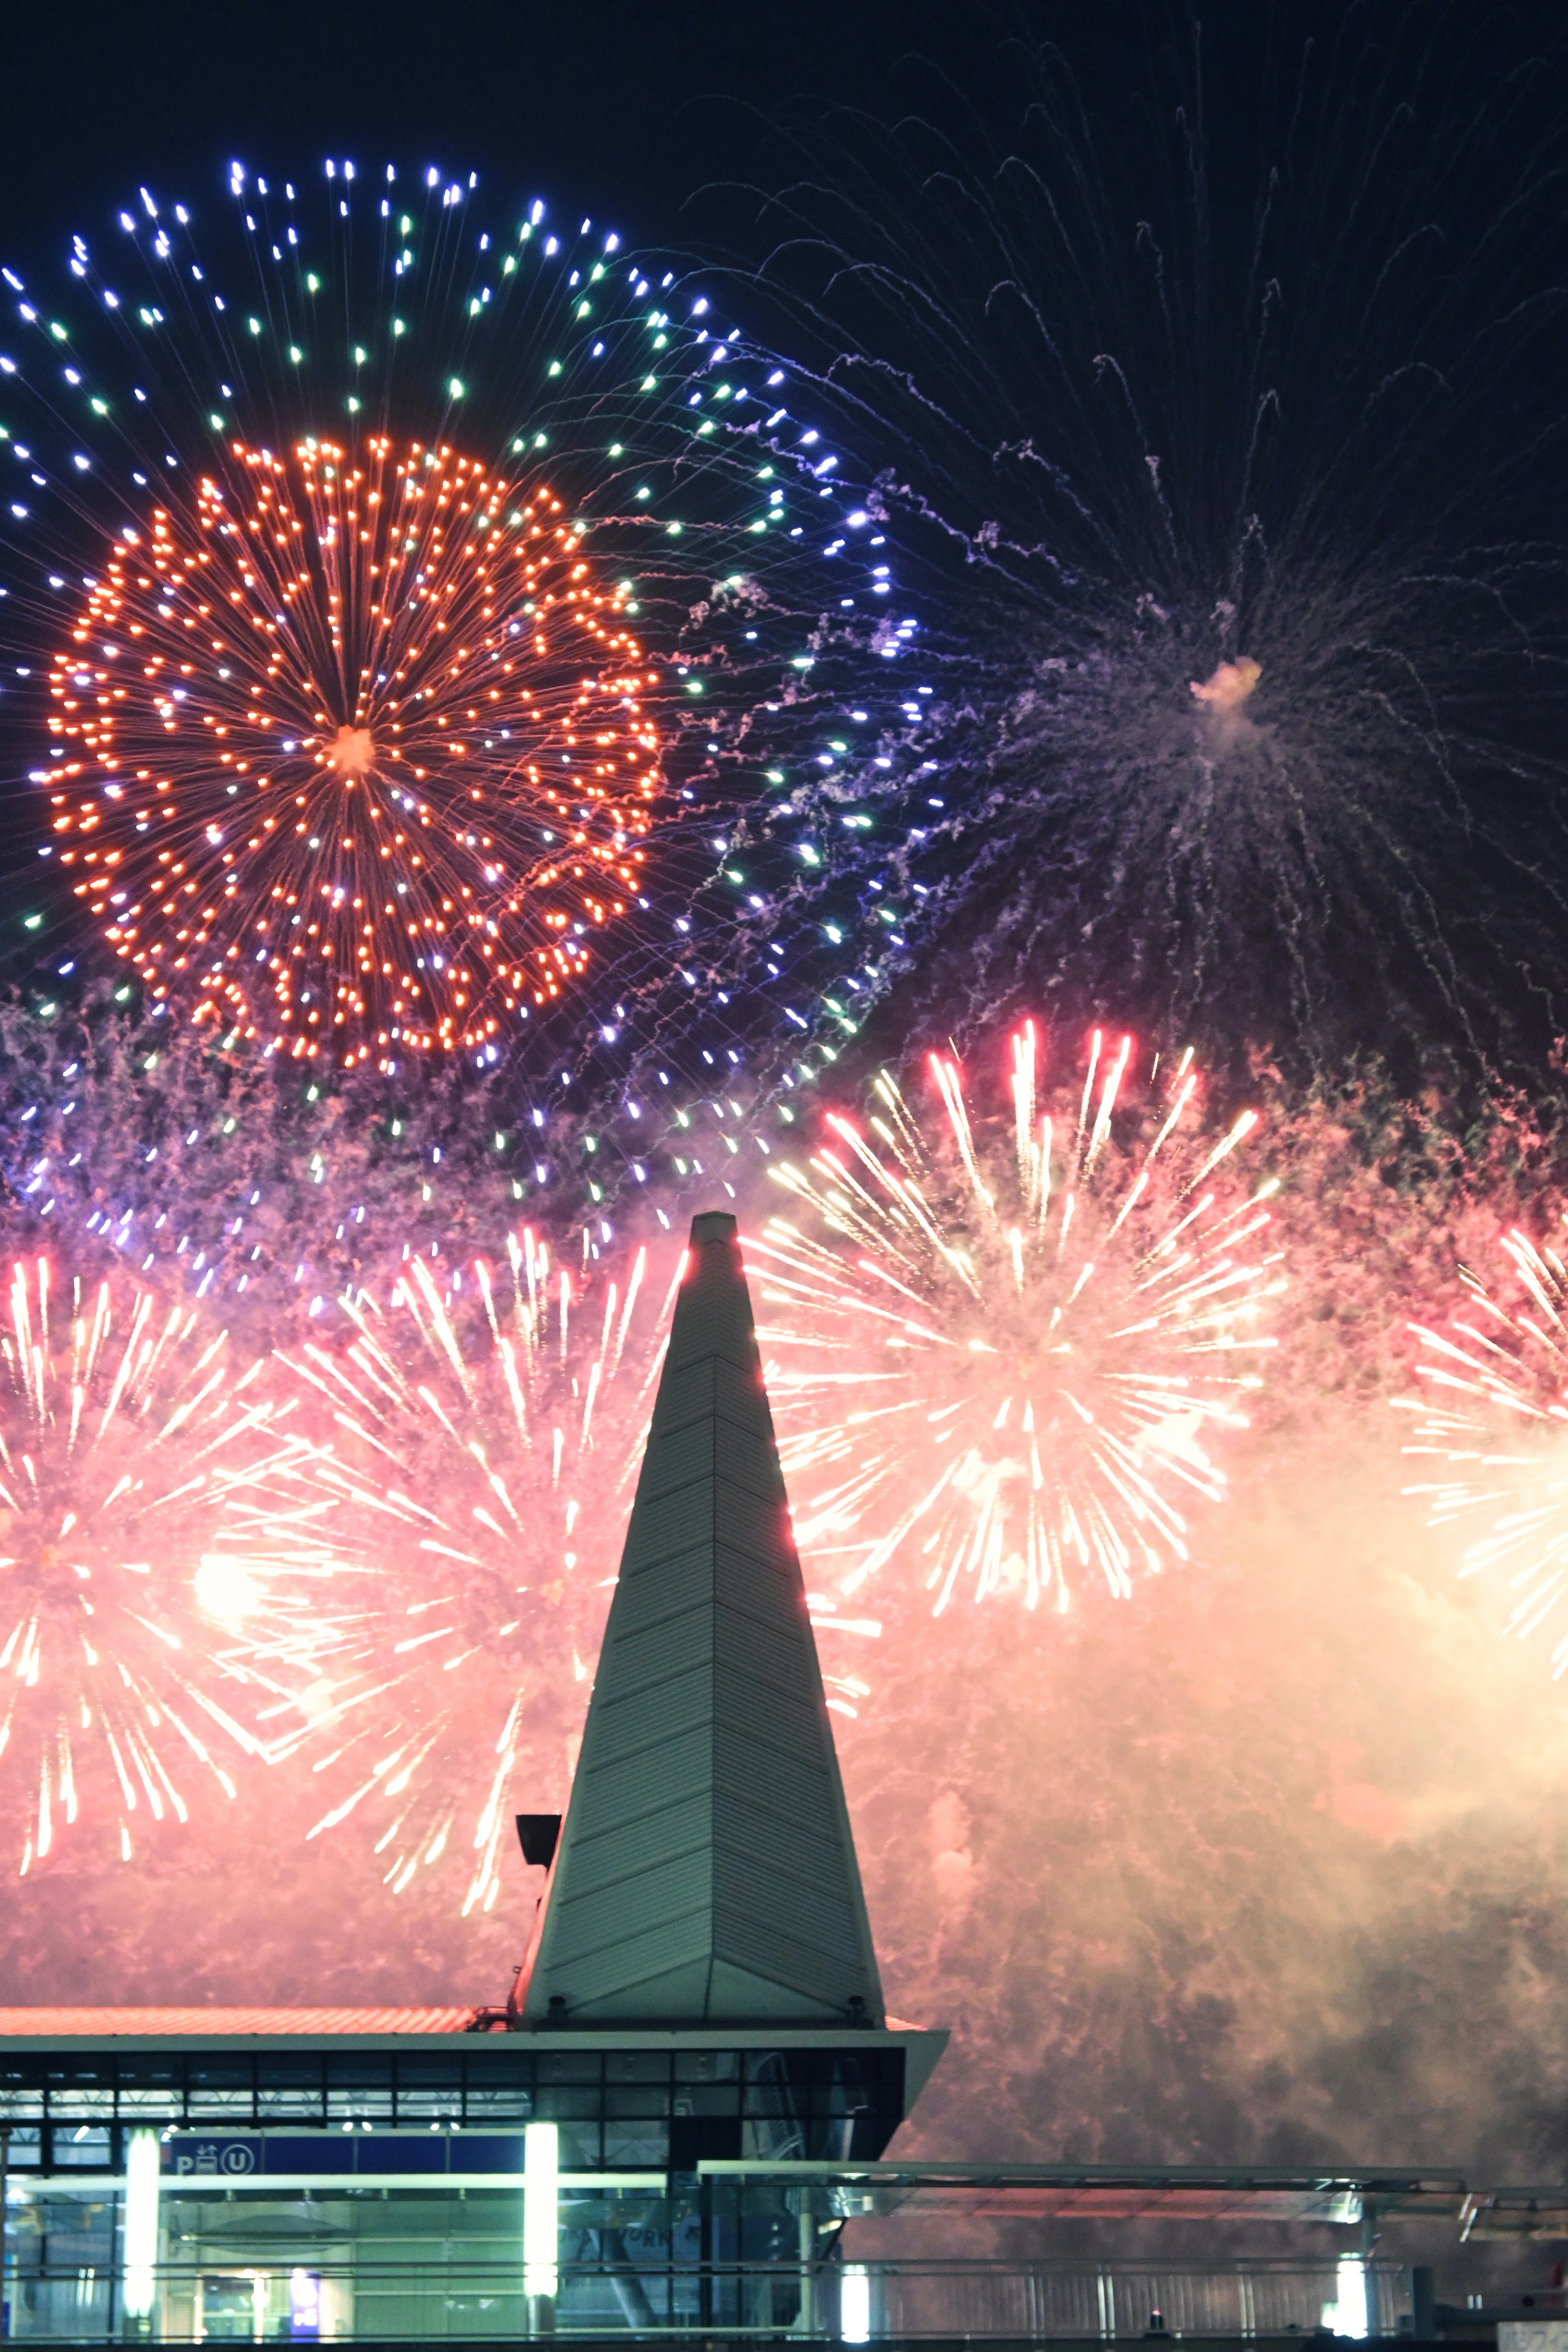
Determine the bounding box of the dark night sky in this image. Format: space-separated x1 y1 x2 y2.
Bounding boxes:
0 0 977 263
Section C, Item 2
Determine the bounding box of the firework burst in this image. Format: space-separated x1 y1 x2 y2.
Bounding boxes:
729 8 1568 1071
1397 1224 1568 1670
0 1253 332 1871
753 1023 1282 1616
0 159 928 1096
253 1225 678 1913
47 435 662 1059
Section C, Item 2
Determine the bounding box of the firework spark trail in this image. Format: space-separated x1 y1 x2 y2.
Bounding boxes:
0 1254 338 1871
751 1022 1283 1619
47 436 664 1062
0 158 935 1107
251 1226 681 1914
0 983 643 1334
726 14 1568 1072
1396 1223 1568 1670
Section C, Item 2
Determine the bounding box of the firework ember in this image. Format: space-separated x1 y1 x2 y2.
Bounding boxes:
0 1254 330 1871
753 1023 1283 1615
1397 1225 1568 1671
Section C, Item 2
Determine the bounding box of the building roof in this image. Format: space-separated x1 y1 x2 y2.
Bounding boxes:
519 1209 885 2028
0 2007 476 2038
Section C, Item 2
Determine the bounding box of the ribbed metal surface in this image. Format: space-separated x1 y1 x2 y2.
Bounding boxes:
0 2007 475 2037
522 1210 884 2026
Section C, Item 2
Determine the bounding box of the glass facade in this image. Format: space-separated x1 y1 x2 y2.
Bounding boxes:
0 2043 907 2174
0 2166 1419 2344
0 2040 912 2340
0 2047 1434 2342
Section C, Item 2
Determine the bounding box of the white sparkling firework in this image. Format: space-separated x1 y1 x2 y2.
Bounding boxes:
0 1255 331 1870
259 1227 680 1913
753 1023 1283 1617
1397 1223 1568 1670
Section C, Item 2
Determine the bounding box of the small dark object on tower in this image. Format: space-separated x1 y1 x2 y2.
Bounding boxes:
516 1814 562 1869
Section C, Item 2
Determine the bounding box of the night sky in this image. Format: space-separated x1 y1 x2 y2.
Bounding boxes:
0 0 973 264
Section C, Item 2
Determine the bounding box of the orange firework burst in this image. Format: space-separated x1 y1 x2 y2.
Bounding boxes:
0 1254 334 1871
45 434 664 1064
752 1023 1283 1616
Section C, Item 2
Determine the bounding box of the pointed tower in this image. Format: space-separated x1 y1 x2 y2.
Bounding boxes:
519 1209 884 2026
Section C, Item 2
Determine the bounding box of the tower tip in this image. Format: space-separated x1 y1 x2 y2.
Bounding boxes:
688 1208 738 1245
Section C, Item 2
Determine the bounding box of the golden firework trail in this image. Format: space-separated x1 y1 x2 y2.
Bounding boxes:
751 1022 1283 1617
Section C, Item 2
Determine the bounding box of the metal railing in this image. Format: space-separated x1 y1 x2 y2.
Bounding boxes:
0 2254 1411 2340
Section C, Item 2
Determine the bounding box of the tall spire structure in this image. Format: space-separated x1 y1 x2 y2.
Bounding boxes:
519 1209 884 2026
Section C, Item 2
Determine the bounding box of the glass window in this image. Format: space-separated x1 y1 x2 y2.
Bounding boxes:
326 2088 392 2123
325 2058 392 2090
606 2087 670 2118
258 2058 323 2090
187 2060 252 2136
533 2087 602 2122
188 2090 257 2124
463 2055 533 2121
672 2085 740 2118
51 2126 112 2167
325 2058 393 2124
394 2059 463 2093
675 2051 739 2082
606 2122 670 2167
395 2085 462 2123
606 2052 669 2085
200 2273 264 2340
117 2059 183 2090
46 2088 114 2120
118 2089 184 2120
464 2087 533 2124
257 2087 326 2121
258 2058 323 2123
534 2052 599 2085
812 2084 870 2116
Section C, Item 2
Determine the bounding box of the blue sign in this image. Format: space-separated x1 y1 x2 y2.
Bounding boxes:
160 2134 524 2180
165 2138 259 2179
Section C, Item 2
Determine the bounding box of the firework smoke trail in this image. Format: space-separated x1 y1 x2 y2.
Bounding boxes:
1396 1223 1568 1673
0 1253 337 1871
0 158 936 1109
728 5 1568 1072
250 1225 680 1913
751 1022 1283 1618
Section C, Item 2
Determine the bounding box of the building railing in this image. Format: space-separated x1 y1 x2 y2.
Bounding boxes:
0 2254 1412 2341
